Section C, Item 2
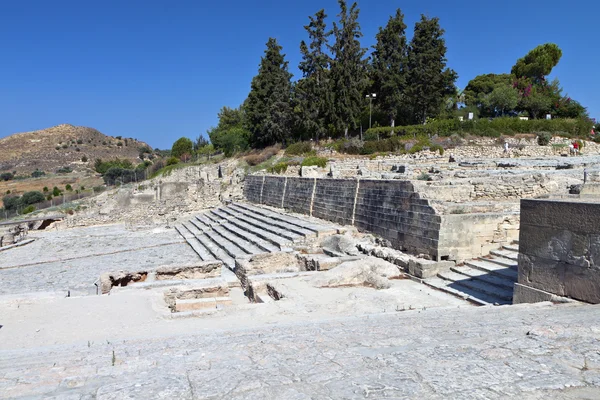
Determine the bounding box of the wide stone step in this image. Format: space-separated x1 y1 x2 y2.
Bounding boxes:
210 224 263 255
189 229 236 271
423 277 493 306
451 265 515 290
437 271 514 302
490 249 519 261
178 224 216 261
203 226 249 260
230 204 314 237
219 207 301 242
235 202 336 234
215 208 292 249
485 255 518 270
211 212 279 253
464 259 518 281
195 215 215 229
502 244 520 252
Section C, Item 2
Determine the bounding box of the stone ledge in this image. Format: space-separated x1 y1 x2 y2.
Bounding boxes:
513 283 579 305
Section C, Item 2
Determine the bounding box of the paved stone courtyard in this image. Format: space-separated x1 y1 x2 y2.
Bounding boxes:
1 302 599 399
1 220 600 398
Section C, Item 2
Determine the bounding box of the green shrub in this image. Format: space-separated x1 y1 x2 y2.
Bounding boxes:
166 156 180 166
52 187 62 197
285 142 313 156
301 156 327 168
56 166 73 174
2 196 21 210
21 191 45 205
22 205 36 214
93 186 105 193
429 144 445 155
81 156 88 162
5 190 10 194
94 158 133 174
1 172 14 181
267 162 289 174
417 172 431 181
62 144 68 149
65 184 73 191
77 139 83 144
409 144 424 154
31 169 45 178
537 132 552 146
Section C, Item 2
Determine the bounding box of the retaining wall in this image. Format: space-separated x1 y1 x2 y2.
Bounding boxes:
514 199 600 304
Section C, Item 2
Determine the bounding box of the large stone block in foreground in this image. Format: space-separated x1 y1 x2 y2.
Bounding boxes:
515 199 600 304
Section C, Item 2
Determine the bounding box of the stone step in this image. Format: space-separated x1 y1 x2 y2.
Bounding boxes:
202 225 249 260
189 218 210 234
235 202 336 234
216 208 292 249
219 207 301 242
230 204 314 238
210 211 279 253
490 249 519 261
437 271 514 302
188 229 236 271
464 259 518 281
451 265 515 290
422 277 493 306
197 214 218 227
210 224 263 256
484 255 518 270
177 224 216 261
502 244 520 252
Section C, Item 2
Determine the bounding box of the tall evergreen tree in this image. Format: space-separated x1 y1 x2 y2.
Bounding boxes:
371 9 408 131
329 0 368 137
405 15 457 124
296 9 332 142
245 38 293 147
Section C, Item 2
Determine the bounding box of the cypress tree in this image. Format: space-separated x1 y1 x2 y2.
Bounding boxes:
371 9 408 131
245 38 293 147
329 0 368 138
296 9 332 142
406 15 457 124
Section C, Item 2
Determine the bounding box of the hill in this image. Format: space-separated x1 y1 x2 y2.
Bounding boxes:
0 124 152 174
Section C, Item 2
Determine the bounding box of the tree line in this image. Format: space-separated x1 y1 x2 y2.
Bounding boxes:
202 0 590 155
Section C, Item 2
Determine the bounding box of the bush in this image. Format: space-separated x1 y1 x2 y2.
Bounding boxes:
31 169 45 178
245 145 281 166
22 205 36 214
21 191 45 205
103 167 139 185
267 162 289 174
417 172 432 181
65 184 73 191
117 142 123 147
94 158 133 174
285 142 313 156
62 144 68 149
52 187 62 197
93 186 106 193
81 156 88 162
301 156 327 168
429 144 445 155
537 132 552 146
2 196 21 210
166 156 180 166
77 139 83 144
56 166 73 174
171 137 193 159
1 172 14 181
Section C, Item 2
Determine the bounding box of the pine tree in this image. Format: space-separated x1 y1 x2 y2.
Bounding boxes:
371 9 408 131
406 15 457 124
245 38 293 147
329 0 368 138
296 9 332 142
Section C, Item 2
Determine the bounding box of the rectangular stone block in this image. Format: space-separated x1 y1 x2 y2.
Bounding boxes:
518 254 566 296
564 264 600 303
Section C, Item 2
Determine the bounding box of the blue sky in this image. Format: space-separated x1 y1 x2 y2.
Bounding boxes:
0 0 597 149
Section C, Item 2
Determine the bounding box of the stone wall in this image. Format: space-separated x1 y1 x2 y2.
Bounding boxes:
514 199 600 304
312 179 357 226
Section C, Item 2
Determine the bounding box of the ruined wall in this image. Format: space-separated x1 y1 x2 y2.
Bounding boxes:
245 176 445 259
514 199 600 304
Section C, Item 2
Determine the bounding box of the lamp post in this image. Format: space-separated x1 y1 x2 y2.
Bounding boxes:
366 93 377 129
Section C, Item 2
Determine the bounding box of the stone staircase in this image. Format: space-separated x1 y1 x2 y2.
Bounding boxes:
175 203 337 271
424 242 519 306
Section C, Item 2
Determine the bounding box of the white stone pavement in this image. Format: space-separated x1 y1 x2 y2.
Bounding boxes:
1 302 599 399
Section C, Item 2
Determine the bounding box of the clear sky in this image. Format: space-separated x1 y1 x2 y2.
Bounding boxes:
0 0 598 149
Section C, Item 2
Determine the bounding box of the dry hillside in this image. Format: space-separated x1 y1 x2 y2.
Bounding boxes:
0 124 152 174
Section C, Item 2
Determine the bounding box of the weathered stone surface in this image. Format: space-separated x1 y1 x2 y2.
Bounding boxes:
320 234 359 256
155 261 222 280
517 199 600 304
309 257 402 289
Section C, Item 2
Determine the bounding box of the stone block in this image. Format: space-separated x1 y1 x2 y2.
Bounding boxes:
175 298 217 312
512 283 576 304
517 254 566 296
155 261 222 280
408 259 454 279
564 264 600 303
